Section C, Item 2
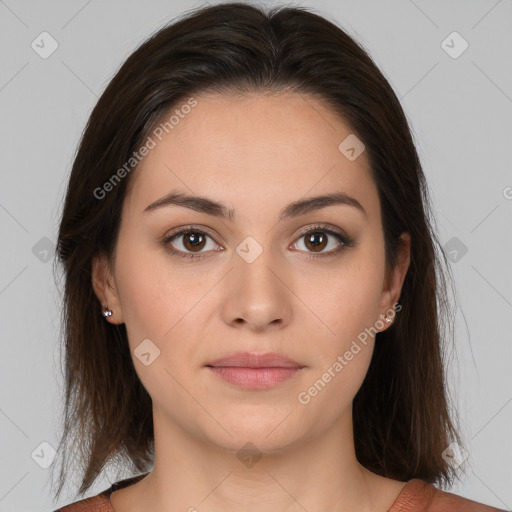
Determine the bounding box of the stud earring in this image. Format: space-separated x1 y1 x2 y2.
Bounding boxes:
102 306 113 318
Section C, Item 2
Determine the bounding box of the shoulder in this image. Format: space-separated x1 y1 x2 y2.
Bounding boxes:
391 478 508 512
52 473 149 512
52 492 111 512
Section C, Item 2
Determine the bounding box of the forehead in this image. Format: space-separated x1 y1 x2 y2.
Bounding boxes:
124 91 379 222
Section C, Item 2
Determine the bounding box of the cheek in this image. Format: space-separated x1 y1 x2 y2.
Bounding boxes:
294 262 383 422
296 345 373 434
114 236 218 364
113 235 184 345
113 241 205 402
299 256 384 353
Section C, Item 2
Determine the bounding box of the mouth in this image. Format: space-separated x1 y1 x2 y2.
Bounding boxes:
205 352 305 390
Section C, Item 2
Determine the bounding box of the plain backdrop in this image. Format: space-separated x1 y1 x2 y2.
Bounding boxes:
0 0 511 510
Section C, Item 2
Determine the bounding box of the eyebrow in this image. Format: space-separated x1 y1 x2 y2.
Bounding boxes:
143 190 367 221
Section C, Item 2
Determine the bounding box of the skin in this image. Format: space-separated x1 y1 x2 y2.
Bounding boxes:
92 91 411 512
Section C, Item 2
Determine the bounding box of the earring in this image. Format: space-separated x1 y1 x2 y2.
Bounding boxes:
384 301 401 325
102 306 113 318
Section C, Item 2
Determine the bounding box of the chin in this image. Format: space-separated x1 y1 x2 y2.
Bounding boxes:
203 414 305 455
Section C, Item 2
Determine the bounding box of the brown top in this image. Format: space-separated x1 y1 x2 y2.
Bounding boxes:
54 473 509 511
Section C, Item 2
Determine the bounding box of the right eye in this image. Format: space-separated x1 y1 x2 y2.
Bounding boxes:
163 227 222 259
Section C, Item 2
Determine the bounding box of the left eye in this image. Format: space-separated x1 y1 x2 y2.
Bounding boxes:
291 228 348 255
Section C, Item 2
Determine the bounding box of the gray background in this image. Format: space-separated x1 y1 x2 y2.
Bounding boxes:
0 0 511 510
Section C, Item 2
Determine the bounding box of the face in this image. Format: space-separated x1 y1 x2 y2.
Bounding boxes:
92 91 410 454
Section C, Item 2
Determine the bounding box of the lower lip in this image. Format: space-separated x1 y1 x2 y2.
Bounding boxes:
207 366 303 389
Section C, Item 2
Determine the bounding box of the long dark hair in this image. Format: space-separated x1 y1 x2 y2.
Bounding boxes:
51 1 463 501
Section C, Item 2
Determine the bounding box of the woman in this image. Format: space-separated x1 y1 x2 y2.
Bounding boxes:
50 2 507 511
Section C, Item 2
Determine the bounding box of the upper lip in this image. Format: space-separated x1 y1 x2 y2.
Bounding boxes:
206 352 304 368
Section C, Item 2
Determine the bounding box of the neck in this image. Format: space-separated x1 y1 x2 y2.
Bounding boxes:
123 405 398 512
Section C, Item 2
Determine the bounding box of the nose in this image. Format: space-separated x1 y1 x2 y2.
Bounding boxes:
220 245 292 333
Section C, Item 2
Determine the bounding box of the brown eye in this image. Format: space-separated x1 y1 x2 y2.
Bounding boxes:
163 224 354 261
181 231 207 252
163 228 220 259
303 231 328 252
291 225 354 257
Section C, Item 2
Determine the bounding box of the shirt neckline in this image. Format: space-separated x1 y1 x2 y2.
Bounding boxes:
104 474 422 511
387 479 429 511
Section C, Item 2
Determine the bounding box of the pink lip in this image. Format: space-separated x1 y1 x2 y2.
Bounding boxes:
206 351 303 368
205 352 305 390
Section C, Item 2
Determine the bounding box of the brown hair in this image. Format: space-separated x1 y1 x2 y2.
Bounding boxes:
51 1 463 501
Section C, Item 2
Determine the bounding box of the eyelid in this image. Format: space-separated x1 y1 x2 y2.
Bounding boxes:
164 224 218 240
293 222 350 240
162 222 355 259
163 223 349 242
162 224 222 260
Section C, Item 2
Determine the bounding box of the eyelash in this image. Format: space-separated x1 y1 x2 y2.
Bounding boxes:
162 223 355 260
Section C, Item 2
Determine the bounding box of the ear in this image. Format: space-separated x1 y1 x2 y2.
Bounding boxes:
377 232 410 331
91 252 124 324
